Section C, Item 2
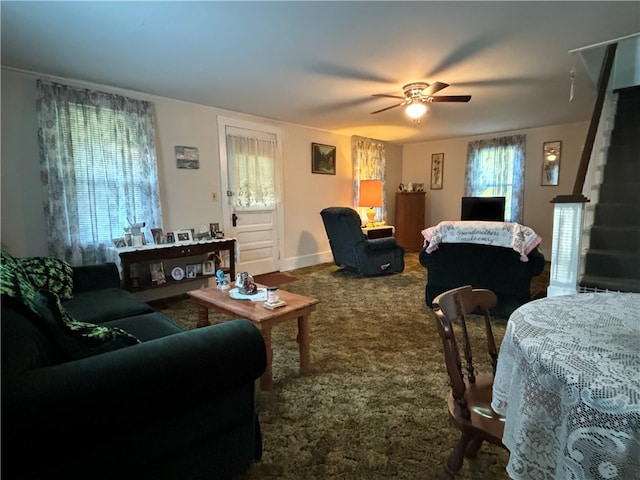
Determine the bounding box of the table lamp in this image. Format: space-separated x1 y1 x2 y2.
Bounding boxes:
358 179 383 227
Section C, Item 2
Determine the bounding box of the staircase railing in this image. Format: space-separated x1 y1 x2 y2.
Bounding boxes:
547 43 618 297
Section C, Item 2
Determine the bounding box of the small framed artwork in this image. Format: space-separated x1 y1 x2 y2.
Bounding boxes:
174 229 193 243
165 232 175 243
149 262 166 285
541 141 561 186
186 264 199 279
150 228 163 244
430 153 444 190
112 237 127 248
209 222 220 234
311 143 336 175
175 146 200 169
202 260 216 275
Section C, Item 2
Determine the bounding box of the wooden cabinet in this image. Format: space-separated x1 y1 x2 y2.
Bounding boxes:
395 192 426 251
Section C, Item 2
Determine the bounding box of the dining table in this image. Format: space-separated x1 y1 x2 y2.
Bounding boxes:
492 291 640 480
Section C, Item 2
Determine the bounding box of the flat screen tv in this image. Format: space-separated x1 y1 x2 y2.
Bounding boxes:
461 196 506 222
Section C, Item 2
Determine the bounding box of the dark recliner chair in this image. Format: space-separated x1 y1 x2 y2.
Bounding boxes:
320 207 405 276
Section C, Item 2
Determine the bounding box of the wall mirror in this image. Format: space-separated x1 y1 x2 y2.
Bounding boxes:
541 140 561 186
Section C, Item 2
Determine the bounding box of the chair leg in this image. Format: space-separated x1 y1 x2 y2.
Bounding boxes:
442 431 472 480
464 436 484 459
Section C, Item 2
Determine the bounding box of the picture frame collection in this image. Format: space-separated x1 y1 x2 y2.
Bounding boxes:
150 259 218 285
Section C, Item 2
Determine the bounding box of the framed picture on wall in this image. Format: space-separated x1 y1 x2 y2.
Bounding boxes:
541 141 561 186
430 153 444 190
311 143 336 175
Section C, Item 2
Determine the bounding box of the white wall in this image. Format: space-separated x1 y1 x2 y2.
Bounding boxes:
0 67 403 269
401 122 589 258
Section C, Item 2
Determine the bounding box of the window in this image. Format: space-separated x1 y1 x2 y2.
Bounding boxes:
465 135 526 223
37 81 162 265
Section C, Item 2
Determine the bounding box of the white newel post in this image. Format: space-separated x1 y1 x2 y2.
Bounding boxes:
547 195 589 297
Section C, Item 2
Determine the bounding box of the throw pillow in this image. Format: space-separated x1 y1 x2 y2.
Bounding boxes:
18 256 74 301
32 290 140 361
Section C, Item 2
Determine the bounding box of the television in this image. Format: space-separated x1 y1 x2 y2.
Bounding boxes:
461 196 506 222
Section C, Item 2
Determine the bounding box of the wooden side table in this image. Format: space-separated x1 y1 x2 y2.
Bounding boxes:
362 225 395 239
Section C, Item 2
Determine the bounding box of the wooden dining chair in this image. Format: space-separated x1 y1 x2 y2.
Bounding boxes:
432 285 507 480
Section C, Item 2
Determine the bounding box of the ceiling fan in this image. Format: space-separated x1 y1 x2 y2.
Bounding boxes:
371 82 471 120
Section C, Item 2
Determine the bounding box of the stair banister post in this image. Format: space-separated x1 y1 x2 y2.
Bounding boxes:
548 195 589 297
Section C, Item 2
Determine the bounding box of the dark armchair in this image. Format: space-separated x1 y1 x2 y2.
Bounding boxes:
320 207 405 276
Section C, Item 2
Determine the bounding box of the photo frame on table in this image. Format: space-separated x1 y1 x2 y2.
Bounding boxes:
150 228 163 244
311 143 336 175
202 260 216 276
430 153 444 190
165 232 175 243
174 229 193 243
149 262 166 285
541 141 561 186
186 264 199 279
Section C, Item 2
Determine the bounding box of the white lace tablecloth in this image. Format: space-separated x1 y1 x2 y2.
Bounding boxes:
492 292 640 480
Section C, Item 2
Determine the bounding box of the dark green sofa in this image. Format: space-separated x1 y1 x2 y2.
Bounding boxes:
419 243 546 318
1 251 267 480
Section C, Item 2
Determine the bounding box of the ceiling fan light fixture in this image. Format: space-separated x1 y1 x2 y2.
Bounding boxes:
406 101 427 119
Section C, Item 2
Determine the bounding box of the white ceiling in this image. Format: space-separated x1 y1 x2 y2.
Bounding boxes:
2 1 639 144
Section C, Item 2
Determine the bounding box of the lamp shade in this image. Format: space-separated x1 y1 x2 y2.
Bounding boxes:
358 180 383 207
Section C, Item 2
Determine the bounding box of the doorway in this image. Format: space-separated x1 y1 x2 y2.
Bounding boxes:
217 116 283 275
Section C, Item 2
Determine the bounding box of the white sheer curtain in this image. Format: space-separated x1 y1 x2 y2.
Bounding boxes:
465 135 526 223
37 80 162 265
225 130 277 210
352 136 386 221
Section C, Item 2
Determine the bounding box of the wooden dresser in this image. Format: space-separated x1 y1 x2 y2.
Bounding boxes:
395 191 426 251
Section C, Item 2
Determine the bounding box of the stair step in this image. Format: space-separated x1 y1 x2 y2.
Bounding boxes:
606 144 640 163
611 127 640 145
579 274 640 293
593 203 640 226
589 225 640 252
599 182 640 203
603 161 640 182
583 250 640 278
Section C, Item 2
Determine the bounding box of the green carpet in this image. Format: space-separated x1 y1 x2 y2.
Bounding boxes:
154 252 549 479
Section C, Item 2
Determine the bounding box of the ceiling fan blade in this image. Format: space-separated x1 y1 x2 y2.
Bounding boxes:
372 93 405 100
371 102 405 114
422 81 449 96
430 95 471 103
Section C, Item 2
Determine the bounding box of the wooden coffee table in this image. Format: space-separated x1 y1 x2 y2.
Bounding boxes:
187 285 319 390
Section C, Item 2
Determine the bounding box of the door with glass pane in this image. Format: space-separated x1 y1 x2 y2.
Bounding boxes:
218 118 282 275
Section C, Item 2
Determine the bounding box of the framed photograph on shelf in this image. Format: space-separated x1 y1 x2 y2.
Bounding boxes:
150 228 163 244
174 229 193 243
430 153 444 190
202 260 216 276
311 143 336 175
186 264 199 279
149 262 166 285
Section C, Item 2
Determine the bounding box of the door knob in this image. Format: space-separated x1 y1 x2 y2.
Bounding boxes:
232 213 238 227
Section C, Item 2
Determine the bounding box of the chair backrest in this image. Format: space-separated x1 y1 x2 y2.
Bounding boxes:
432 285 498 419
320 207 367 267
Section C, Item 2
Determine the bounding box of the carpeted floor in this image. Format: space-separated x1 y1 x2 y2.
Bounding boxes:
154 252 550 480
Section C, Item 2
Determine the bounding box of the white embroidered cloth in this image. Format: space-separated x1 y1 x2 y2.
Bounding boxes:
492 292 640 480
421 221 541 261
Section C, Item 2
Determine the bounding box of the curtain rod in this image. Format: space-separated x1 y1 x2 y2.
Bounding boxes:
569 32 639 54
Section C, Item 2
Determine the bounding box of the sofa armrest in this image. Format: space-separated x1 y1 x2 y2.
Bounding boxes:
3 319 266 442
72 262 122 293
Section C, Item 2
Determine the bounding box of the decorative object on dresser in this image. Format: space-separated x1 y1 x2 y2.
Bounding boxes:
395 191 426 252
